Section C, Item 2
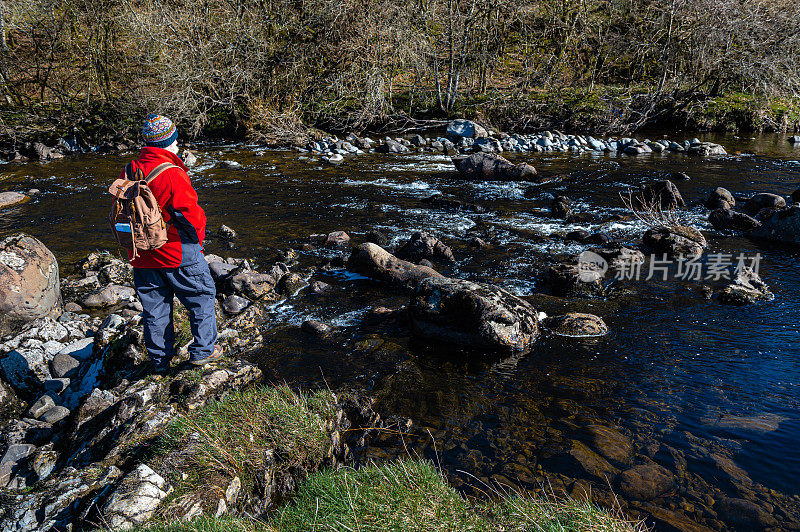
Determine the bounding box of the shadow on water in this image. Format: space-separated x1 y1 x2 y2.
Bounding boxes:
2 131 800 529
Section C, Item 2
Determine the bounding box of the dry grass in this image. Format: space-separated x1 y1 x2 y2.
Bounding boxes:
620 190 686 230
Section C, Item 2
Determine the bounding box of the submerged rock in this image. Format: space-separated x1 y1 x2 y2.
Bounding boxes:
396 231 455 264
347 243 443 287
551 195 572 219
748 206 800 243
547 264 604 298
642 225 706 257
217 224 238 241
0 234 62 336
742 193 786 216
452 152 537 181
617 463 675 500
0 191 29 209
409 277 539 352
718 268 772 305
542 313 609 337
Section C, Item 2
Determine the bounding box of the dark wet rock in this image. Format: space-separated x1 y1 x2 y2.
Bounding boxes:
792 188 800 204
706 187 735 209
217 224 237 241
547 264 604 298
229 271 278 300
29 142 63 161
97 259 133 286
309 281 332 295
104 464 172 529
672 171 691 181
565 230 590 242
587 232 613 245
301 320 334 337
222 295 250 315
748 205 800 243
719 268 772 305
616 462 675 500
468 237 489 249
581 424 633 467
50 352 80 379
687 142 727 156
376 139 410 154
279 273 308 296
544 440 618 483
325 230 350 247
551 195 572 219
542 313 608 337
715 497 777 529
446 119 488 139
565 212 601 224
409 134 426 147
364 230 389 246
633 501 715 532
82 284 136 309
396 231 455 264
708 208 760 232
219 160 241 169
27 394 56 418
642 225 706 257
347 243 443 287
743 192 786 215
0 234 62 336
0 191 29 209
409 277 539 352
209 261 237 281
640 180 685 210
452 152 537 181
421 194 486 214
418 258 434 269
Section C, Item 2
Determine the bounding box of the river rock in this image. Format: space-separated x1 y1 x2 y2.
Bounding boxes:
217 224 237 241
617 463 675 500
551 196 572 219
222 295 250 315
446 119 488 139
706 187 735 209
0 191 29 209
40 405 70 424
278 273 308 296
743 193 786 215
0 443 36 486
719 268 772 305
376 139 410 154
209 262 237 281
642 225 706 257
542 313 608 337
50 352 80 379
687 142 727 156
545 440 618 483
581 424 633 467
748 206 800 243
396 231 454 264
715 497 777 529
708 208 760 232
81 284 136 308
640 180 685 210
301 320 333 338
27 394 57 418
1 348 51 397
325 230 350 247
347 243 443 287
452 152 537 181
219 160 241 169
421 195 486 214
547 264 604 297
180 150 198 167
229 271 276 300
409 277 539 352
0 234 62 336
104 464 173 530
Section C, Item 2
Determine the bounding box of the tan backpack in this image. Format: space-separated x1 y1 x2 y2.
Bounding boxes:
108 162 176 259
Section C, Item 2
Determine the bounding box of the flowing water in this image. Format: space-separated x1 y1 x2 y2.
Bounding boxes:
2 132 800 530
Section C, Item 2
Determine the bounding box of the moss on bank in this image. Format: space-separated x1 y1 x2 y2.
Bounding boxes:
135 460 643 531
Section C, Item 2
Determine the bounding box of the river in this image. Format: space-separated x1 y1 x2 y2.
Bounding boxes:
1 131 799 530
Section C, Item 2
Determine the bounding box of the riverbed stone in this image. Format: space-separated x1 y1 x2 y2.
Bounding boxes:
708 208 760 232
542 313 608 337
551 196 572 219
27 394 56 418
687 142 727 156
706 187 735 209
640 180 685 210
718 267 772 305
546 440 618 483
452 152 537 181
81 284 136 309
547 264 604 297
743 193 786 215
301 320 334 338
748 205 800 243
581 424 633 467
50 352 80 379
229 271 277 300
616 462 675 500
347 243 443 287
446 119 487 139
40 405 70 424
0 234 62 336
396 231 454 264
643 225 706 257
409 277 539 352
222 295 250 315
0 191 29 209
104 464 172 530
715 497 777 529
217 224 238 241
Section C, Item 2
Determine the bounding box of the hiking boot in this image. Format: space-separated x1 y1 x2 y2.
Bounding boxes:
190 344 224 366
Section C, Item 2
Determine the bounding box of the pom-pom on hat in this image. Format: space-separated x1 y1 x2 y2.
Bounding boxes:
142 113 178 148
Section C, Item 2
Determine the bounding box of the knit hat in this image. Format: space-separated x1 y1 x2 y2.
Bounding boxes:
142 113 178 148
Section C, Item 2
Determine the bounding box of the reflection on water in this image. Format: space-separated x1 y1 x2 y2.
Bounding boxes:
2 131 800 530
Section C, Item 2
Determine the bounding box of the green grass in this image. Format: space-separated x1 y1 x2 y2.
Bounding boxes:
155 385 339 497
135 460 643 532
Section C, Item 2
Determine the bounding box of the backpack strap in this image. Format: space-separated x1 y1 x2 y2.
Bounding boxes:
144 162 179 184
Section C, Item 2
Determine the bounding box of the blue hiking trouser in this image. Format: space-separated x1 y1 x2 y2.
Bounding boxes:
133 260 218 367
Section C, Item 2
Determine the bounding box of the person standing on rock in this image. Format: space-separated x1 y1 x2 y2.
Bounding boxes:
118 114 222 373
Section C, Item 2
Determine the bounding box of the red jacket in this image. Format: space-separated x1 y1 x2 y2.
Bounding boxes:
121 147 207 268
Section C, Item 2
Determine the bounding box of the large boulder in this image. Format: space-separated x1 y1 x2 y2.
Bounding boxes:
742 193 786 216
687 142 727 156
0 234 62 336
640 180 685 210
452 152 537 181
347 243 443 287
643 226 706 257
409 277 539 352
706 187 735 209
0 192 29 210
446 119 488 139
542 313 609 337
396 232 455 264
748 206 800 243
719 268 772 305
708 209 760 232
